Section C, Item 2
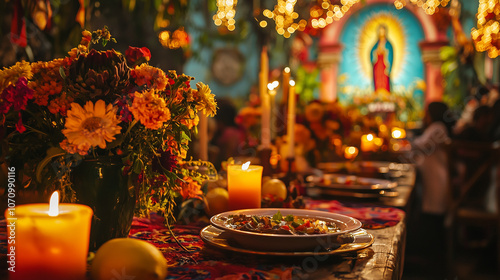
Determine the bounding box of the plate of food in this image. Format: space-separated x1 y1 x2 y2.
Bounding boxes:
306 174 397 191
200 225 374 256
210 208 362 252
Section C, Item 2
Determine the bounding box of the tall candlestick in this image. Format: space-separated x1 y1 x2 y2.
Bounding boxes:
260 46 270 148
198 112 208 161
6 192 93 280
227 162 263 210
287 80 296 158
282 67 290 104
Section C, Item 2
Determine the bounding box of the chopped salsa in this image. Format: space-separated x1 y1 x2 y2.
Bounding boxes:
224 210 341 235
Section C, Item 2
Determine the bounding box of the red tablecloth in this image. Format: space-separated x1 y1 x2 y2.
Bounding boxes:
127 199 405 279
0 199 405 279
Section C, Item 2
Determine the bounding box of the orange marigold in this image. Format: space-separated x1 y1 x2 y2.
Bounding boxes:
177 176 203 200
130 89 171 129
132 63 168 91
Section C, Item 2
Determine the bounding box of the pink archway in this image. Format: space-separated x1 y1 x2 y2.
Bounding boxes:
317 0 449 105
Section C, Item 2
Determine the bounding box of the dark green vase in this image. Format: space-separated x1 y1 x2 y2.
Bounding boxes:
71 156 136 252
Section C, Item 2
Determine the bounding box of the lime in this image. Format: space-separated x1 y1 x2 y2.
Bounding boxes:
91 238 167 280
206 187 229 216
262 179 287 200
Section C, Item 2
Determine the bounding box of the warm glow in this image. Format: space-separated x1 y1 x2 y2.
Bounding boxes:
289 80 295 86
367 134 374 141
391 127 406 139
242 161 251 170
48 191 59 217
344 146 359 160
284 67 290 73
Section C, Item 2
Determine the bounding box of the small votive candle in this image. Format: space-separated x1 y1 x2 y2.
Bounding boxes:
5 192 93 280
227 162 263 210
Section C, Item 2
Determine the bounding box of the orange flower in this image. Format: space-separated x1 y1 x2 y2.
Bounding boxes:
62 100 121 149
130 89 171 129
132 64 168 91
177 176 202 200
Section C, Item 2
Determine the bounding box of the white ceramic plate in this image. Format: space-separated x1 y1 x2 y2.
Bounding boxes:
307 174 397 190
200 225 374 256
210 208 362 252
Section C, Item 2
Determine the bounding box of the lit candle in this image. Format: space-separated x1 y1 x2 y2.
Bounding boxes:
391 127 406 139
5 192 93 280
344 146 359 160
268 81 279 141
361 133 376 152
227 161 263 210
287 80 296 158
282 67 290 104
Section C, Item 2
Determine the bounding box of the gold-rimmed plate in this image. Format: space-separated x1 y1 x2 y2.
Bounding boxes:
200 225 374 256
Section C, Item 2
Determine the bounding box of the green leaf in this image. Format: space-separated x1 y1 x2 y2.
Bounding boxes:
284 214 294 222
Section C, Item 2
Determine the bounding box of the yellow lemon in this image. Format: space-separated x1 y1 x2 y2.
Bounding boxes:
91 238 167 280
206 187 229 216
262 178 287 200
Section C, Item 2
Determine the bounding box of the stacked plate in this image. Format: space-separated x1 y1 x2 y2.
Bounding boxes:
200 208 374 256
305 173 399 199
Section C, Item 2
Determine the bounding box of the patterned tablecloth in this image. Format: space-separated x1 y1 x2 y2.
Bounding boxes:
129 198 406 279
0 198 406 280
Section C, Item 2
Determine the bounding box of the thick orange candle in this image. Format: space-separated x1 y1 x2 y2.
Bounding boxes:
227 162 263 210
5 192 93 280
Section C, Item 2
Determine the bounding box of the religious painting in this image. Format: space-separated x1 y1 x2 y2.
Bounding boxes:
337 4 425 123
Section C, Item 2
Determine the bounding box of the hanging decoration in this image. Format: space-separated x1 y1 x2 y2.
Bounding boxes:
213 0 238 31
262 0 307 38
471 0 500 58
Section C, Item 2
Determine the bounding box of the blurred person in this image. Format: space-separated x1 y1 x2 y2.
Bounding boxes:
406 101 455 277
412 101 455 216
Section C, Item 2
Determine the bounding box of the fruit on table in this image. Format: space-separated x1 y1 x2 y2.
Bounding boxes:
206 187 229 216
262 178 287 200
91 238 167 280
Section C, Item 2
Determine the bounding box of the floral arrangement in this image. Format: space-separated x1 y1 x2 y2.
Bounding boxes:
0 27 217 222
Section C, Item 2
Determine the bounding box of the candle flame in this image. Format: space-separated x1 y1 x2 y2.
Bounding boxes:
284 67 290 73
242 161 251 170
289 80 295 86
367 134 374 141
48 191 59 217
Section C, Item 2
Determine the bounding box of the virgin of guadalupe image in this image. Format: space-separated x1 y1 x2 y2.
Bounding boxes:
370 24 394 93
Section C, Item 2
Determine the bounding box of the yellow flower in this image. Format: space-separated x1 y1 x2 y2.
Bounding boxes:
0 61 32 92
62 100 121 149
180 108 199 129
130 89 171 129
195 82 217 117
132 63 168 91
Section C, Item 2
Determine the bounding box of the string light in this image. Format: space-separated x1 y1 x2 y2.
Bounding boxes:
262 0 307 38
471 0 500 58
213 0 238 31
309 0 360 29
394 0 451 15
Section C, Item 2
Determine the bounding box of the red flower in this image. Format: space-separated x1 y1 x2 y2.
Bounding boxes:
0 77 34 113
125 46 151 67
152 150 178 173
